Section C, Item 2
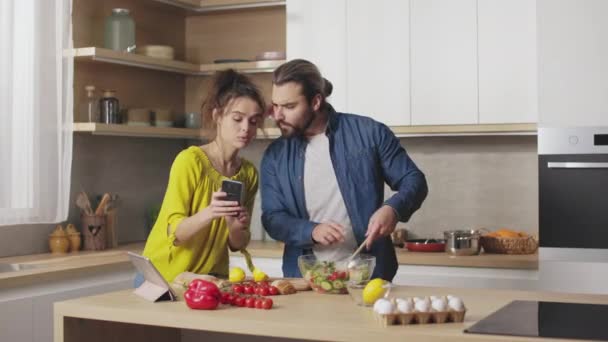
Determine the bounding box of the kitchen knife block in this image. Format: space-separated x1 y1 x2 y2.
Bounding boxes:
81 214 106 250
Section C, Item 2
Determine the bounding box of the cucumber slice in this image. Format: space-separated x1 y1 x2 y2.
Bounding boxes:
320 281 333 291
332 280 344 289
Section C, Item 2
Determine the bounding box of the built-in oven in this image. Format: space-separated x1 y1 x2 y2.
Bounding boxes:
539 127 608 249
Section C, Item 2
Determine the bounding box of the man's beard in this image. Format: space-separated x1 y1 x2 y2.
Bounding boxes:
278 109 316 138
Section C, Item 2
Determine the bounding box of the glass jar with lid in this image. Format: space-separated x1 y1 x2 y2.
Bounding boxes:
104 8 136 52
100 90 120 124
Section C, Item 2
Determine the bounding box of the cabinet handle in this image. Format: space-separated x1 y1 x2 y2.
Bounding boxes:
547 162 608 169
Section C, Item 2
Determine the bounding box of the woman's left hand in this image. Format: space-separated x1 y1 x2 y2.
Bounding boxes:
226 210 250 232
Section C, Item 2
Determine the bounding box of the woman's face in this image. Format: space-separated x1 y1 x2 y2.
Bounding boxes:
216 97 263 149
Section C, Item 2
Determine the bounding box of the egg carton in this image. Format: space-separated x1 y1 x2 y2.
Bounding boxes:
374 309 466 327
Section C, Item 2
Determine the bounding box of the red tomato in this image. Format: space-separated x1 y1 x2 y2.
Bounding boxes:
262 298 273 310
258 281 269 288
259 287 270 296
244 285 254 295
269 286 280 296
220 292 232 304
254 298 264 309
232 284 244 294
234 295 246 307
245 296 256 308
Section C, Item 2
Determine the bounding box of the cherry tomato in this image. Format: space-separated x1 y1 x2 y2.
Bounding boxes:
262 298 273 310
234 296 246 307
230 294 239 306
232 284 244 294
244 285 254 295
258 281 269 288
258 287 270 296
220 292 232 304
245 296 256 308
254 298 264 309
269 286 279 296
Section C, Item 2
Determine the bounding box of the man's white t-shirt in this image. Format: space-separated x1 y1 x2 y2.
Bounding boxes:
304 132 358 261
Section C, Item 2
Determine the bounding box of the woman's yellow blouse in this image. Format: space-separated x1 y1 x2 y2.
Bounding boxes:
142 146 258 282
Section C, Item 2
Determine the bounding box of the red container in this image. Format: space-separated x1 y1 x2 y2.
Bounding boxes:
405 239 446 252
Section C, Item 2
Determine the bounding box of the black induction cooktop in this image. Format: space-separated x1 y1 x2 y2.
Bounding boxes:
465 301 608 341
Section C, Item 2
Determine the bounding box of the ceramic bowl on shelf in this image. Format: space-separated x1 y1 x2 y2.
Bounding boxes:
136 45 174 60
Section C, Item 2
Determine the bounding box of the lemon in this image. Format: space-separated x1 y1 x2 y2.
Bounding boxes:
252 267 268 282
362 278 387 305
229 267 246 283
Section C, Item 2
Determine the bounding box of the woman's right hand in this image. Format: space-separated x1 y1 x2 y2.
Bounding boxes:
204 191 243 220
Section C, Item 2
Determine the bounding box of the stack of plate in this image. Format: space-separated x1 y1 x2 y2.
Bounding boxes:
137 45 174 60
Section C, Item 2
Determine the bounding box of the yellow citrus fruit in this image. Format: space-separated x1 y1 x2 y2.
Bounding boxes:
229 267 246 283
362 278 387 305
252 267 268 282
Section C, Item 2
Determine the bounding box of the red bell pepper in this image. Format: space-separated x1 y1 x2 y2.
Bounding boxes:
183 279 221 310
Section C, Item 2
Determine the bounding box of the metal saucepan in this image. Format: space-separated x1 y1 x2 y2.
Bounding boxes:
444 229 482 256
405 239 446 252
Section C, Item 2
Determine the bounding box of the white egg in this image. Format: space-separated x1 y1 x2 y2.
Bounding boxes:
430 295 441 301
396 298 414 313
448 297 465 311
373 298 395 315
414 300 430 312
431 299 447 312
447 294 455 301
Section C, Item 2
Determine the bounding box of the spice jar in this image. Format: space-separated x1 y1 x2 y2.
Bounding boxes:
100 90 120 124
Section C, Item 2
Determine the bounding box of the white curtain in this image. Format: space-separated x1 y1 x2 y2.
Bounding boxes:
0 0 73 225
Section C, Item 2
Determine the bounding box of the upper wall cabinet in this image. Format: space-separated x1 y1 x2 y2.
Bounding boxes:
287 0 538 129
478 0 537 124
538 0 608 127
286 0 347 110
410 0 478 125
346 0 411 126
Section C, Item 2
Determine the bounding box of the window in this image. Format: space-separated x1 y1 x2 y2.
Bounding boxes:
0 0 73 225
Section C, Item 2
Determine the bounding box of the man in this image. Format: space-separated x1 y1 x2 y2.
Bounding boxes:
260 59 428 281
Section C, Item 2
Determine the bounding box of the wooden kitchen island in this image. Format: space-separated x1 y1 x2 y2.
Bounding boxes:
54 285 608 342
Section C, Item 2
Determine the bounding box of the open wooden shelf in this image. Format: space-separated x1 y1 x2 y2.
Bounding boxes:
73 123 280 140
152 0 285 12
73 122 535 140
73 123 203 139
391 123 537 137
68 47 285 76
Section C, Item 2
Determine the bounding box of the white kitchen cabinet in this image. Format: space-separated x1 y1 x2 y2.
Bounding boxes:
0 297 34 342
286 0 347 110
0 267 134 342
346 0 410 126
478 0 537 124
538 0 608 127
410 0 478 125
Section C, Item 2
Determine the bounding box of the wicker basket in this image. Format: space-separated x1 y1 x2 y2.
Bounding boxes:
480 235 538 254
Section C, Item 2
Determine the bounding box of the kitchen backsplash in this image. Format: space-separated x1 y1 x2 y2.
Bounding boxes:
241 135 539 241
0 134 537 258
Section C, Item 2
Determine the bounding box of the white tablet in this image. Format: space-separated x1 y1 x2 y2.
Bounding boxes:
128 251 176 302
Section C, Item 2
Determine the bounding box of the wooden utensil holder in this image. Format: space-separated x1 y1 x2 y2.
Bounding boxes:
81 214 106 251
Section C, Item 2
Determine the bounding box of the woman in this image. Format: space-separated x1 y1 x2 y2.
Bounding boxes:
138 69 265 285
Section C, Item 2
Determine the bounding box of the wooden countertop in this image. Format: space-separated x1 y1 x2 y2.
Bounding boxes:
54 285 606 342
0 243 144 287
0 240 537 286
235 241 538 270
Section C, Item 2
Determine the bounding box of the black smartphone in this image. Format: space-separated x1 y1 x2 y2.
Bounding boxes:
221 179 244 205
